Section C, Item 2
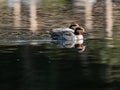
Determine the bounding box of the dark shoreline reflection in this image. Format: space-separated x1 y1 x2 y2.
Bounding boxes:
0 40 120 90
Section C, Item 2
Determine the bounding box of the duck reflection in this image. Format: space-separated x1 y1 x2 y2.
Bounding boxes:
51 39 86 53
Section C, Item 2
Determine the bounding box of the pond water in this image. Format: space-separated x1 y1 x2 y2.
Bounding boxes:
0 39 120 90
0 0 120 90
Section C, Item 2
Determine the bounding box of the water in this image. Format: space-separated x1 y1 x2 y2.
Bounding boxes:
0 0 120 90
0 39 120 90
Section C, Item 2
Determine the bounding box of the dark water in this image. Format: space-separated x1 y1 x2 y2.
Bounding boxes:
0 39 120 90
0 0 120 90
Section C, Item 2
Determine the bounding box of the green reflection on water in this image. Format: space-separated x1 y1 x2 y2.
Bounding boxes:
0 39 120 89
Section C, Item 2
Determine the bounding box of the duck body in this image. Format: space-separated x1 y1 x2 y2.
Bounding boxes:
50 28 84 40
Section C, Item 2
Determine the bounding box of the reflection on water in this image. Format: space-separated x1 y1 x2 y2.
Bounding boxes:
0 39 120 90
0 0 120 90
29 0 38 32
13 0 21 28
0 0 118 39
51 39 86 53
106 0 113 38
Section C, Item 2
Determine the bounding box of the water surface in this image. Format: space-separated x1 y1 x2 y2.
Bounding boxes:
0 0 120 90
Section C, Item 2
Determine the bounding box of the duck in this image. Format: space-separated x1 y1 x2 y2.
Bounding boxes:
50 22 86 40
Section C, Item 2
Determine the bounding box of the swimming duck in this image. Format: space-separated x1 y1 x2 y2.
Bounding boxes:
50 22 85 40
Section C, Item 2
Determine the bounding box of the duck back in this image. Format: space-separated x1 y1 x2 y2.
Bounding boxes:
50 28 83 40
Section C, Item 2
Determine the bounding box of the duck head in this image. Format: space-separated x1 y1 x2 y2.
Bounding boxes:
69 22 80 30
74 27 84 35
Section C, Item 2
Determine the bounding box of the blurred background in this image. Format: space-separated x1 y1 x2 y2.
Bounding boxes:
0 0 120 90
0 0 119 39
